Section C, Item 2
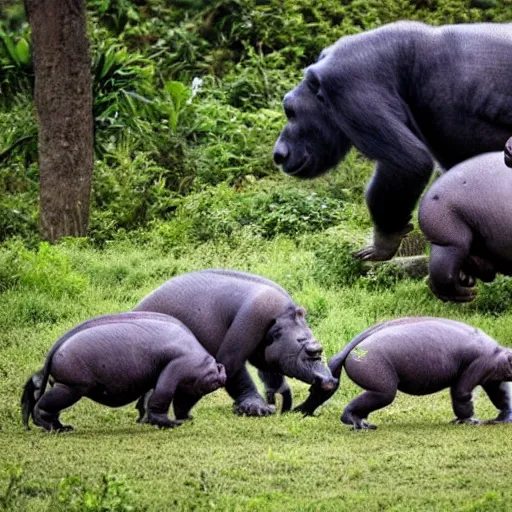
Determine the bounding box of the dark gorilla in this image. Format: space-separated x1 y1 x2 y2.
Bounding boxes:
274 21 512 261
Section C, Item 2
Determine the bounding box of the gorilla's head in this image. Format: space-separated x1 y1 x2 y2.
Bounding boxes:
273 59 352 179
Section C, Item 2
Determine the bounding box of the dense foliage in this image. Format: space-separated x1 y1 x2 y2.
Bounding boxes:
0 0 511 246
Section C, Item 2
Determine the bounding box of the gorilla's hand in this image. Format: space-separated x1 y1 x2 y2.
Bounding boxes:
353 224 413 261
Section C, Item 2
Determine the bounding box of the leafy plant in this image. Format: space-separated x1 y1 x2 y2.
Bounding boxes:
52 474 140 512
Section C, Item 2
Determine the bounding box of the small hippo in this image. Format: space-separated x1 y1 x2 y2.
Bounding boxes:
133 269 337 418
21 312 226 432
295 317 512 429
419 150 512 302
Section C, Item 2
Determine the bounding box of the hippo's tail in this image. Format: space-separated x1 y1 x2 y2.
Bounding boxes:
329 316 434 378
21 369 47 430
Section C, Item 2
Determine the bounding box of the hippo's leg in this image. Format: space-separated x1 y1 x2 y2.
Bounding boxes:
146 363 185 429
33 383 82 432
482 381 512 423
173 390 200 421
294 382 338 416
449 386 480 424
135 391 151 423
429 244 475 302
258 370 292 413
228 367 275 417
340 389 396 430
463 255 496 283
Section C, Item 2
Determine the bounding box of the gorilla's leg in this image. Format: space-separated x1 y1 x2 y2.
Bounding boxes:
340 389 396 430
257 370 292 413
228 366 275 417
33 383 82 432
173 390 201 421
482 381 512 423
354 149 433 261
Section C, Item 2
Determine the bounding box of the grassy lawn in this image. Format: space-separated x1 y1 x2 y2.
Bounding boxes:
2 239 512 511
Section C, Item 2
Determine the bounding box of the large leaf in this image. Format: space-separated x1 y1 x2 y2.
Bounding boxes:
15 38 30 67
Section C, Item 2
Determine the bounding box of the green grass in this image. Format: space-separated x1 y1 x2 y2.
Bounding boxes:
2 237 512 511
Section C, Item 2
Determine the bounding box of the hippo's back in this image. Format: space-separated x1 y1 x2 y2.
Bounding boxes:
345 317 497 395
133 270 292 354
420 152 512 259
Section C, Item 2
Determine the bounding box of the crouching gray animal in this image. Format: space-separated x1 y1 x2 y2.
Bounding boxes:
133 269 337 418
419 151 512 302
21 312 226 432
295 317 512 429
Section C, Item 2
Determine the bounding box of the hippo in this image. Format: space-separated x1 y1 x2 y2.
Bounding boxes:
133 269 337 418
295 317 512 429
21 312 227 432
419 150 512 302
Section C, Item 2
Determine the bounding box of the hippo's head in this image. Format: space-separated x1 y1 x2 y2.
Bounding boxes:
195 359 227 396
263 306 338 391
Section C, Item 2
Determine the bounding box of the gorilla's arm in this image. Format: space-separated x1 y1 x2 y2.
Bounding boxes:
342 98 434 260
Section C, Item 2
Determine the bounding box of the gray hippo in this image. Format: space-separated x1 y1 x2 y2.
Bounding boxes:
21 312 227 432
295 317 512 429
419 151 512 302
133 269 337 418
273 21 512 262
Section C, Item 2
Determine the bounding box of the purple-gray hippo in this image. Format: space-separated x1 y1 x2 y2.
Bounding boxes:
419 151 512 302
295 317 512 429
21 312 226 432
133 269 337 418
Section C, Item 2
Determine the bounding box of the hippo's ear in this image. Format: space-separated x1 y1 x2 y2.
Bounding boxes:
295 307 306 318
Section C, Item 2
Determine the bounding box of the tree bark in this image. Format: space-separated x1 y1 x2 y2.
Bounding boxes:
24 0 93 242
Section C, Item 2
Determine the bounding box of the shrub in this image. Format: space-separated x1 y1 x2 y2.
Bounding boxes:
470 276 512 315
311 237 366 288
0 241 88 297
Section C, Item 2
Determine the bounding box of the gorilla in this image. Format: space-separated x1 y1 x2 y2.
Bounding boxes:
273 21 512 261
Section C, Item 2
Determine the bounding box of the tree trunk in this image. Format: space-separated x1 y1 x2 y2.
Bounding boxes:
24 0 93 242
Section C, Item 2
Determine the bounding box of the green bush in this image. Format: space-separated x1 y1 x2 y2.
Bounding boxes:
0 241 88 297
311 238 366 288
357 261 410 292
52 474 139 512
471 276 512 315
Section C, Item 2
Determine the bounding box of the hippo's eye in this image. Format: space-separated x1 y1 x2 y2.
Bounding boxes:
297 337 308 344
